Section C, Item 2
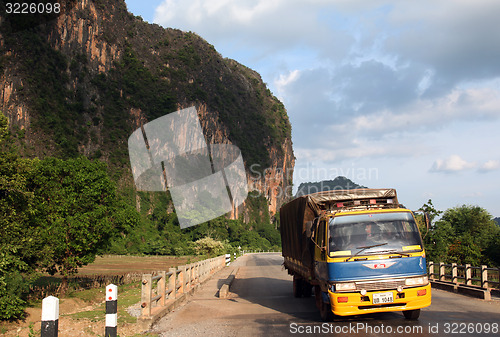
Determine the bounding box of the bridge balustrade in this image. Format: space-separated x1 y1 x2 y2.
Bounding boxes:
140 255 228 318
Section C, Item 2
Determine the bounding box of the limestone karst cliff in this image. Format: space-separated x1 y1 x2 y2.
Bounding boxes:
0 0 294 221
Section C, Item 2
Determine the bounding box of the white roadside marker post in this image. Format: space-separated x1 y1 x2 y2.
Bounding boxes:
41 296 59 337
105 284 118 337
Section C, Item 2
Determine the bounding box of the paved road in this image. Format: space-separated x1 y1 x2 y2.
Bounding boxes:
151 253 500 336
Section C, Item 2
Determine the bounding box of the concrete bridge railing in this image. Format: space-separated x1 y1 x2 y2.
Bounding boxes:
428 261 500 300
140 255 227 319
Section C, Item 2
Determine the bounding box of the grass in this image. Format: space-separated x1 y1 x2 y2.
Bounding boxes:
66 281 142 324
67 286 105 303
68 308 104 322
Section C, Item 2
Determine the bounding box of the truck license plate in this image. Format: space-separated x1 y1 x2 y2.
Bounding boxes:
372 292 394 304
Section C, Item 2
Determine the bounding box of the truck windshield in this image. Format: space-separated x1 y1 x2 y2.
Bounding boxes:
328 212 423 257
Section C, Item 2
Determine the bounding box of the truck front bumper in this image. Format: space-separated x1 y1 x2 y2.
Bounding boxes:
328 283 431 316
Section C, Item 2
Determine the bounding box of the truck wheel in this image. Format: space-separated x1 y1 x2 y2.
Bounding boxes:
403 309 420 320
315 286 334 321
319 300 334 322
293 276 303 298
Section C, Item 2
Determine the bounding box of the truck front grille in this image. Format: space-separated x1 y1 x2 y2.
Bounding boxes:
355 278 406 291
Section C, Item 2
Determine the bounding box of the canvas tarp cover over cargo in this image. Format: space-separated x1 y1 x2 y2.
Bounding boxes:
280 189 397 268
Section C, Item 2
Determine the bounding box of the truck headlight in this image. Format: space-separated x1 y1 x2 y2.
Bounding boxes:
405 276 428 287
335 282 357 291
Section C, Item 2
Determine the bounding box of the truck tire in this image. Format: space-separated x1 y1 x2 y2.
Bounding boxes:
403 309 420 320
293 275 303 298
319 299 334 322
315 286 334 321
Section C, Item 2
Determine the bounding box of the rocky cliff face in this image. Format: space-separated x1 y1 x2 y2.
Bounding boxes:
49 0 122 73
0 0 294 220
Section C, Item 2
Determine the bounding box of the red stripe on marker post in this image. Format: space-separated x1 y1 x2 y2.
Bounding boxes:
105 284 117 337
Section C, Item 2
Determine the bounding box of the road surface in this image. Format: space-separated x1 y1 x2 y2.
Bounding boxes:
151 253 500 336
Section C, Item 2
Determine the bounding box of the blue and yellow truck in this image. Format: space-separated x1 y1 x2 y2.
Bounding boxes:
280 188 431 320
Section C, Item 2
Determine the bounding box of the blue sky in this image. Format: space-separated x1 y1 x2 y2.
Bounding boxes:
123 0 500 217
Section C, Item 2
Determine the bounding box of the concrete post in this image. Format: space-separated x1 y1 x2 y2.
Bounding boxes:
105 284 117 337
439 262 445 281
141 274 152 317
451 263 457 284
169 268 176 299
158 271 166 307
465 264 472 285
185 265 191 290
178 267 185 294
194 263 199 283
41 296 59 337
481 265 488 289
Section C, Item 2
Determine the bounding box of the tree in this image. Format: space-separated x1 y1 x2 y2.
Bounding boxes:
433 205 500 266
0 112 40 319
425 218 454 263
486 234 500 266
418 199 443 224
191 237 227 257
28 157 117 291
415 199 444 261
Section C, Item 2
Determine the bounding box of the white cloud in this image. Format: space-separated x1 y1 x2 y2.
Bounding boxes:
479 160 500 172
274 70 300 101
326 85 500 135
286 83 500 164
430 155 476 173
153 0 336 58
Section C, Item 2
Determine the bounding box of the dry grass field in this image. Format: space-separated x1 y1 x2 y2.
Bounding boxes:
77 255 199 275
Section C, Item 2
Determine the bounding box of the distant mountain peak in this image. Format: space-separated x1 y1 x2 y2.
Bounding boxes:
295 176 367 197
